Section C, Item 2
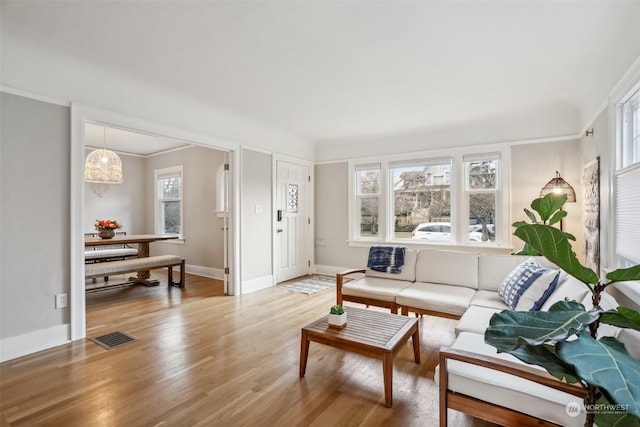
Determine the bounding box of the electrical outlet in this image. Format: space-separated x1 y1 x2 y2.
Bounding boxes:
55 293 68 309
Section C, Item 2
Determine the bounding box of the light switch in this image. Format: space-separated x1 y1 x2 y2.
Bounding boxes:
255 205 262 214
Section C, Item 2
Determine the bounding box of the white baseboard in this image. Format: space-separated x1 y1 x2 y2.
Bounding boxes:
186 264 224 280
242 275 274 294
0 324 70 363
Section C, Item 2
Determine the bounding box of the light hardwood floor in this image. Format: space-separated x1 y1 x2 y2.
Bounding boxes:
1 272 496 427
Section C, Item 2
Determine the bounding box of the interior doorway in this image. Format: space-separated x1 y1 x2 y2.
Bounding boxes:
70 105 239 340
83 123 230 296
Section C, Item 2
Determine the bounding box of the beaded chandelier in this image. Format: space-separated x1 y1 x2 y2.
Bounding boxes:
84 127 123 197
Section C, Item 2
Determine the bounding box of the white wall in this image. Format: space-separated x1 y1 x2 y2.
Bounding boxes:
0 93 71 358
145 146 226 271
510 139 584 259
314 162 367 271
314 138 586 272
240 148 273 292
84 151 146 235
2 35 315 161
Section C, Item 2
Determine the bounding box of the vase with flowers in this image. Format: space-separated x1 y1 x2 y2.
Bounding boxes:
94 219 121 239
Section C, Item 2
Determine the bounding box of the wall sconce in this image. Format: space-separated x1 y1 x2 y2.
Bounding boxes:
84 127 123 197
539 171 575 230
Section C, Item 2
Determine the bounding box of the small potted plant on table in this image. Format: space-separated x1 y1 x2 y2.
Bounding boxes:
328 305 347 329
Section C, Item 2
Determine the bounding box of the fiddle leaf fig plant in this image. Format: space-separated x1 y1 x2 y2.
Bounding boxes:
485 199 640 427
512 193 576 256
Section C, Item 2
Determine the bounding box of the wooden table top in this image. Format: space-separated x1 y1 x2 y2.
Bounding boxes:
301 307 418 353
84 234 179 246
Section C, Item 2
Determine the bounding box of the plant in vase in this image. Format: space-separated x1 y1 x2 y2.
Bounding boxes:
484 194 640 426
328 304 347 329
94 219 121 239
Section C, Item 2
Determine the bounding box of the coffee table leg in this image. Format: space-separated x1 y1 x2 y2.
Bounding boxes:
382 352 393 407
300 330 309 377
412 325 421 363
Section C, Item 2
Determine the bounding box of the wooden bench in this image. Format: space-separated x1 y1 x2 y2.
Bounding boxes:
85 255 185 290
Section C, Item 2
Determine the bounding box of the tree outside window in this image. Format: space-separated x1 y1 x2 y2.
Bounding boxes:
356 168 380 238
391 163 451 239
155 166 183 237
466 159 498 242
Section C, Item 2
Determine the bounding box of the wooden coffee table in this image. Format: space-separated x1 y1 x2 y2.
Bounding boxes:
299 306 420 407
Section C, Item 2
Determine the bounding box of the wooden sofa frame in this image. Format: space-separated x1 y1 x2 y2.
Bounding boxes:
439 347 587 427
336 269 400 313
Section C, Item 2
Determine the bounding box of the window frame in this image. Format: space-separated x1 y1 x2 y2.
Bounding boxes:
348 146 510 248
352 163 383 241
154 165 184 240
463 153 501 244
614 83 640 267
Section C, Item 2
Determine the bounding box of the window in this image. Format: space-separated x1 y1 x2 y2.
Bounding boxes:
390 159 452 240
615 86 640 266
464 153 499 243
155 166 183 237
355 163 381 239
350 150 506 246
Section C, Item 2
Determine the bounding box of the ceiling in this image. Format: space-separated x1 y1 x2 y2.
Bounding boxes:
84 123 191 156
3 1 640 153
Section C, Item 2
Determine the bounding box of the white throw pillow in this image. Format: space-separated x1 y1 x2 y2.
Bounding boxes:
498 258 561 311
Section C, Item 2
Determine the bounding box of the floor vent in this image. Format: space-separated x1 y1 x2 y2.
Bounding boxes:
90 331 138 350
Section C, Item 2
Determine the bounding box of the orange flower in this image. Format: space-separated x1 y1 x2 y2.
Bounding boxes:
94 220 122 231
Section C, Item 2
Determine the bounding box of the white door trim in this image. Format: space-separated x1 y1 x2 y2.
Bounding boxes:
70 103 241 340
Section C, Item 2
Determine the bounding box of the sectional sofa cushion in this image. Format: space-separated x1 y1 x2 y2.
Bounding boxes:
498 258 560 310
341 276 414 302
478 254 554 292
440 332 586 427
539 274 591 311
455 305 502 335
397 282 476 316
415 249 478 289
365 249 417 282
469 290 510 310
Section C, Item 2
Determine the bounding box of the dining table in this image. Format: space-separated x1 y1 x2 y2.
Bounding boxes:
84 234 179 284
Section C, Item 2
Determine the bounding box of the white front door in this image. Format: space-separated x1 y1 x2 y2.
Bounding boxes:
275 160 310 283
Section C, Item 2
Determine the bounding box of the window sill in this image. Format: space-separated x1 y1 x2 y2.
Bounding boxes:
160 238 185 245
347 239 513 254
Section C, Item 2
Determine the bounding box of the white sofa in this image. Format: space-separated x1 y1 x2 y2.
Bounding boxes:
336 248 640 426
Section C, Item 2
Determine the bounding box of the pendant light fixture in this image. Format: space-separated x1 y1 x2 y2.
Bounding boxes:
539 171 576 202
84 126 123 197
539 171 576 231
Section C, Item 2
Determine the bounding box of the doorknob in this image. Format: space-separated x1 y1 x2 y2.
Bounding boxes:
276 229 283 233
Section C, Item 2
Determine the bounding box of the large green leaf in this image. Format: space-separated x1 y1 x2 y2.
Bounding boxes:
531 193 567 222
606 265 640 283
558 335 640 419
524 208 538 223
513 243 540 256
514 224 599 284
548 209 567 226
601 307 640 332
505 342 579 383
593 394 640 427
485 302 601 351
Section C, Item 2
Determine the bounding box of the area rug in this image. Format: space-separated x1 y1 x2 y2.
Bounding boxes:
278 275 335 295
